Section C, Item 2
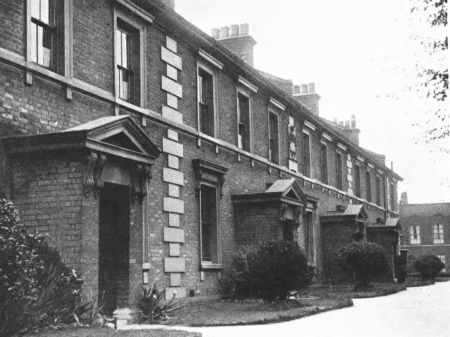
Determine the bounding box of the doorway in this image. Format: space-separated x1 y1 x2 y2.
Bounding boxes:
98 183 130 314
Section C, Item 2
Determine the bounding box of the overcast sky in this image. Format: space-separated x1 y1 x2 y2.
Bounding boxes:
176 0 449 204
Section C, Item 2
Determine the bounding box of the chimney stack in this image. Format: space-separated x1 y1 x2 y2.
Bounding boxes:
211 23 257 66
160 0 175 9
400 192 408 206
293 82 321 116
331 115 361 145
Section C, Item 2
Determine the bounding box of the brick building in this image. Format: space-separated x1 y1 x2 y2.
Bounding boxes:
0 0 402 311
400 195 450 274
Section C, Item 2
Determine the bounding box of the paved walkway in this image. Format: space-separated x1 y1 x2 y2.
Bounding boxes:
125 281 450 337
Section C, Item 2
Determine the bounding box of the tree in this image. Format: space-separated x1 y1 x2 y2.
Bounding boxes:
412 0 448 141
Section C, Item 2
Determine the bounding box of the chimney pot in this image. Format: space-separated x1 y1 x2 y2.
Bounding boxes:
239 23 249 35
230 24 239 36
293 85 300 95
211 28 220 39
351 115 356 128
220 26 230 39
308 82 315 94
301 84 308 94
160 0 175 9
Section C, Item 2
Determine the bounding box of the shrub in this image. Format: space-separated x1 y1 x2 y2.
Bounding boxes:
137 284 181 322
338 241 389 289
221 241 311 301
0 198 83 336
414 255 444 281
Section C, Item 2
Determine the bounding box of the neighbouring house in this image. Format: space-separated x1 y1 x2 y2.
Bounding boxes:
400 193 450 275
0 0 402 313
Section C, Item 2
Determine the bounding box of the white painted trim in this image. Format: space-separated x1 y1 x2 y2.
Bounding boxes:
269 97 286 111
368 162 375 169
357 155 365 162
238 75 258 93
322 132 333 142
198 49 224 70
114 0 155 23
337 143 347 151
304 120 316 131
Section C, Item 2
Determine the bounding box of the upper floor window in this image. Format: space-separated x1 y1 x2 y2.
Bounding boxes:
288 115 297 172
336 152 343 190
376 176 382 206
433 224 444 244
389 181 396 211
320 143 328 184
409 225 421 244
366 171 372 202
116 19 140 104
198 67 215 136
30 0 60 69
354 164 361 198
302 131 311 177
268 110 279 164
237 91 250 151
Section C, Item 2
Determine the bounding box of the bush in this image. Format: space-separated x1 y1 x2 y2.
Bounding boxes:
0 199 83 336
137 284 181 322
221 241 311 301
338 241 389 289
414 255 444 281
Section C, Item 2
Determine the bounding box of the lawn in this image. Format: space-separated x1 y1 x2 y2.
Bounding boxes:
163 297 352 326
26 327 200 337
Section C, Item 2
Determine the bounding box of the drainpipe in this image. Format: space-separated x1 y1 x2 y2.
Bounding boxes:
142 180 150 285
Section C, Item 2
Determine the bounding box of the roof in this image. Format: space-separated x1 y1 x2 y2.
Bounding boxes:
385 217 400 227
265 178 296 194
322 204 368 220
140 0 402 181
400 202 450 217
66 115 129 131
2 115 160 164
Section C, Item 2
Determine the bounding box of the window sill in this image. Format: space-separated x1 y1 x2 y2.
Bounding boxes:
201 262 223 270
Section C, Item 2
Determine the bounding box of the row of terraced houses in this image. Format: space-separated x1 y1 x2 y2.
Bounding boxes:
0 0 402 313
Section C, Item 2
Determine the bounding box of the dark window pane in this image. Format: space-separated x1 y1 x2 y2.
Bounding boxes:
201 185 218 263
238 93 250 151
198 69 214 136
366 171 372 202
302 133 310 177
320 143 328 183
269 112 279 163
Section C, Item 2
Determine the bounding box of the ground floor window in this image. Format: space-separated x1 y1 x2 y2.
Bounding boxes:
409 225 421 244
437 255 446 272
304 212 314 263
200 184 219 264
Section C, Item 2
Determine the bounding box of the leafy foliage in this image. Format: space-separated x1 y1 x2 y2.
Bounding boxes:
0 199 84 336
137 284 182 322
220 241 312 301
338 241 389 289
414 254 445 280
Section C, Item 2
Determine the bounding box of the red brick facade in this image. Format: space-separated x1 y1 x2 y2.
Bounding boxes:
0 0 401 306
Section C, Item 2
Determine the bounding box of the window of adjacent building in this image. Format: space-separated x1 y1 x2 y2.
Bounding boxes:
237 91 250 151
198 67 215 136
433 224 444 244
409 225 421 244
376 176 382 206
268 110 279 164
200 184 219 264
437 255 446 272
30 0 60 69
366 171 372 202
335 152 343 190
320 143 328 184
116 19 140 104
354 165 361 198
302 132 311 177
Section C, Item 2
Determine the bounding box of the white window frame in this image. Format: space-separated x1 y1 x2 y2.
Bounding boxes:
409 225 421 245
354 163 362 198
433 224 444 244
113 7 147 107
199 182 221 268
267 108 280 164
236 87 252 152
197 62 217 137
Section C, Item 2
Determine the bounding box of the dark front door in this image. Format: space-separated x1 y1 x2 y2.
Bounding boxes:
99 183 130 314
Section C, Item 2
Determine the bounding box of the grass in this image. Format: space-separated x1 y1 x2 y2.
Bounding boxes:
26 327 200 337
163 296 352 327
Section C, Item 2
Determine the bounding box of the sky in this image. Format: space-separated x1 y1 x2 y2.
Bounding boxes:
175 0 449 204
